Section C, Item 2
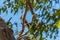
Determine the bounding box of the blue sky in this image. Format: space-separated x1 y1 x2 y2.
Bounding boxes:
0 0 60 40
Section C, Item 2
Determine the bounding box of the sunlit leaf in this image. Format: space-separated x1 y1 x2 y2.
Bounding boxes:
44 0 48 4
8 23 12 28
31 38 36 40
54 9 60 16
39 38 44 40
22 0 24 3
56 19 60 28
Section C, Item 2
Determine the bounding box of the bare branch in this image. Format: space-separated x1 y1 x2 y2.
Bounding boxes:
17 0 35 40
17 0 28 40
27 0 35 24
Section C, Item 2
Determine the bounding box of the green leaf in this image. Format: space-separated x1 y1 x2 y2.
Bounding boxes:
39 38 44 40
7 0 10 2
1 7 6 12
54 9 60 16
50 34 52 39
54 36 56 39
9 23 12 28
56 19 60 28
6 2 12 8
44 0 48 4
0 8 1 13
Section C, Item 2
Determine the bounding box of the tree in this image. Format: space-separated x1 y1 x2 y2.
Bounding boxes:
0 0 60 40
0 18 15 40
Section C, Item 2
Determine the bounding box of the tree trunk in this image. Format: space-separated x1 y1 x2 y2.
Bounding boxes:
0 18 15 40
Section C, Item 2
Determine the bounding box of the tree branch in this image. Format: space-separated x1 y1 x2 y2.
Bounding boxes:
27 0 35 24
17 0 35 40
17 0 28 40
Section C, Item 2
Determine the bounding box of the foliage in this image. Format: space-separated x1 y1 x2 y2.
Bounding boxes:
0 0 60 40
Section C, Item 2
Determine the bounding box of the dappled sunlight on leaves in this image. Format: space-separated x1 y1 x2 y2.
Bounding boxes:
0 0 60 40
56 19 60 28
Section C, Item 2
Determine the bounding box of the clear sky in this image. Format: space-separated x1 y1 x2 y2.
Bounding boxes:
0 0 60 40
